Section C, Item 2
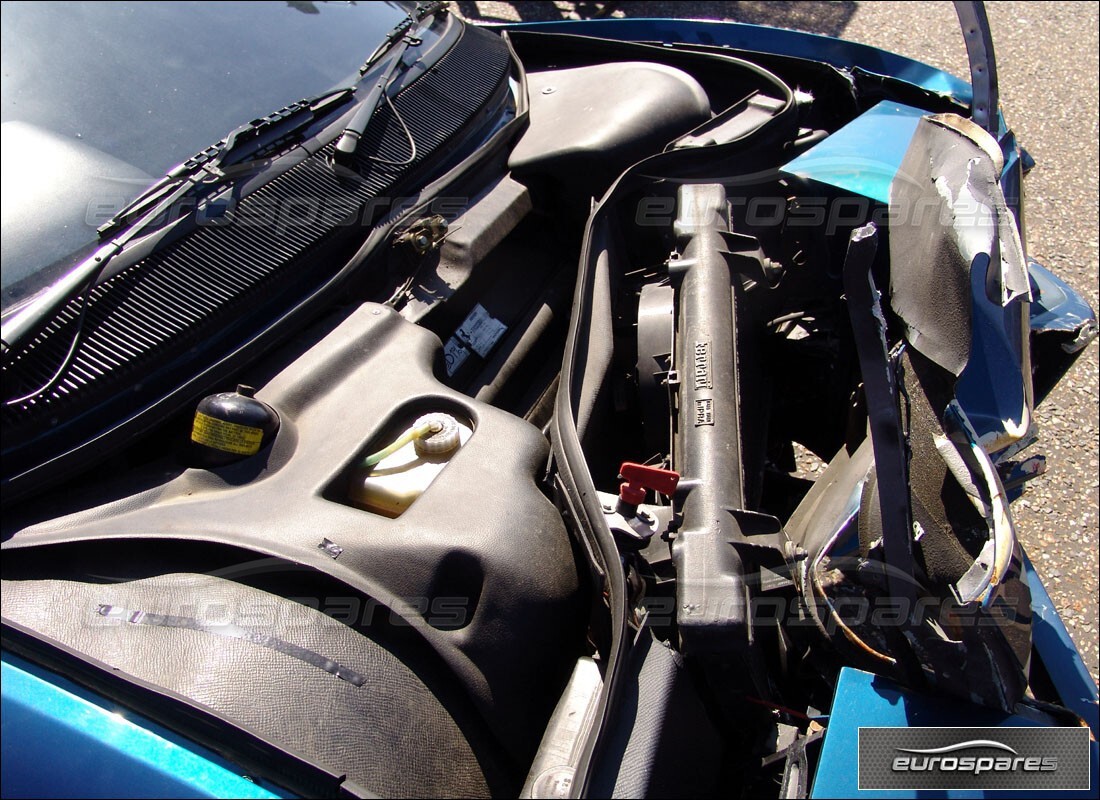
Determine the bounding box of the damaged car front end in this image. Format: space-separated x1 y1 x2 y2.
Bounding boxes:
1 2 1097 797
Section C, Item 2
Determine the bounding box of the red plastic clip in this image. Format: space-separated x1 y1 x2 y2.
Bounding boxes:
618 462 680 506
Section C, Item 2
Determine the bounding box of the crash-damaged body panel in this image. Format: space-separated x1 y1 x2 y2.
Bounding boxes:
785 113 1038 711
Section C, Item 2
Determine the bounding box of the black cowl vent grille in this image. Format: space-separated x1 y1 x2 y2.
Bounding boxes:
2 25 510 446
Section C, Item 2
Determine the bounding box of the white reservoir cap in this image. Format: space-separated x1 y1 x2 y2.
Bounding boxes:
413 413 462 457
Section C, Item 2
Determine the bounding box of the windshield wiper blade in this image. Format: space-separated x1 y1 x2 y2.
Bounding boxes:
208 85 356 175
97 85 356 239
3 163 217 367
331 2 447 168
3 86 358 359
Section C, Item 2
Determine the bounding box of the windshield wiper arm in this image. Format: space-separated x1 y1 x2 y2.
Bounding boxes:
331 2 447 168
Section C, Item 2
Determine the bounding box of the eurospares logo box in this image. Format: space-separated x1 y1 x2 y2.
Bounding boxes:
857 727 1091 791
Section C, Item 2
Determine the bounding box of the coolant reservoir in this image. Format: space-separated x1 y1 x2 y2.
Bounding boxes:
348 412 471 518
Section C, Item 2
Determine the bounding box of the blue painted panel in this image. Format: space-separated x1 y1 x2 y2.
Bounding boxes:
1023 554 1100 734
1 656 281 799
954 252 1030 452
811 667 1099 799
781 101 926 204
1027 259 1099 335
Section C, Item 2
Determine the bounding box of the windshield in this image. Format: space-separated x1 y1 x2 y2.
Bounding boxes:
0 0 411 314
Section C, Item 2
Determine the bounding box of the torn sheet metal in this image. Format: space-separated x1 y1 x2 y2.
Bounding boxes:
925 113 1030 306
888 112 1029 374
955 248 1033 455
1029 259 1100 344
1027 258 1100 405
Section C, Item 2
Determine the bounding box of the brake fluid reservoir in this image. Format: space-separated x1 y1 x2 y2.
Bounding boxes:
348 413 471 518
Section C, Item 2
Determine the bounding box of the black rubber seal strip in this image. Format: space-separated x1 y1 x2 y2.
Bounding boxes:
841 224 918 634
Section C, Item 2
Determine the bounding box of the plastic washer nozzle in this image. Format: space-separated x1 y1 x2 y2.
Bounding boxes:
413 413 461 457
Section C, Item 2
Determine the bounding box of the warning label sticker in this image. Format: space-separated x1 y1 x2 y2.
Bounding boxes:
191 412 264 456
443 337 471 376
694 398 714 426
455 304 507 358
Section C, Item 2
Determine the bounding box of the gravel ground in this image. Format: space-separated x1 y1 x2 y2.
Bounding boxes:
457 1 1100 685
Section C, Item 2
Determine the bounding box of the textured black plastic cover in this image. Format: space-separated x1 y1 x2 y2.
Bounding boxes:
509 61 711 193
2 573 490 798
588 633 721 798
2 303 583 787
